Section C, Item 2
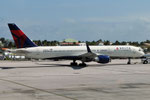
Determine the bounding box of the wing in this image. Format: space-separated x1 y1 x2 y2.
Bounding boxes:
45 43 98 62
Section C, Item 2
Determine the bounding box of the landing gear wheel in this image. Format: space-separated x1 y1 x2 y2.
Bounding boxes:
127 62 131 64
79 63 87 67
70 60 78 66
127 58 131 64
70 62 78 66
143 60 148 64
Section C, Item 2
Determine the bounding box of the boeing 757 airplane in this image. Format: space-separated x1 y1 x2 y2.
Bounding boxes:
8 23 145 66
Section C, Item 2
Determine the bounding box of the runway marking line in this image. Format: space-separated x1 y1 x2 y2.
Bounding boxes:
0 78 77 100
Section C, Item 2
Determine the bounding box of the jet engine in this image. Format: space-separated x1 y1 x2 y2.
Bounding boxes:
95 55 110 63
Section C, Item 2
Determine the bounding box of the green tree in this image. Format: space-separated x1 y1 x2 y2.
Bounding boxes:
112 40 120 45
0 37 5 43
104 40 110 45
121 41 127 45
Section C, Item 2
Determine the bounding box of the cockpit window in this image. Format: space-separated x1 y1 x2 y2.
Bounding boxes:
139 48 143 52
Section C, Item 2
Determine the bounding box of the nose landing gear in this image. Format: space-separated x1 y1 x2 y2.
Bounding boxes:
127 58 131 64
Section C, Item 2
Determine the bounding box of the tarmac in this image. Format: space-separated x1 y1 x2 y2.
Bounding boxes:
0 59 150 100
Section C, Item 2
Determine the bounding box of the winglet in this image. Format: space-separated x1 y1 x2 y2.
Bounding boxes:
86 43 92 53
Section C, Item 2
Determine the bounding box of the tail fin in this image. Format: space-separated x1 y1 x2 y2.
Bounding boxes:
8 23 37 48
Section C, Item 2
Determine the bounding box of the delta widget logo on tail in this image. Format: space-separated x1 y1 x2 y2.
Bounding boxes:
8 23 37 48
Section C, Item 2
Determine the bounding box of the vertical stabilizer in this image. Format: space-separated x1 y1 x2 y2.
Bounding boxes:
8 23 37 48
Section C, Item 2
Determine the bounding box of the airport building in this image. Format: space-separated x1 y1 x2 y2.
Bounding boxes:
60 38 80 46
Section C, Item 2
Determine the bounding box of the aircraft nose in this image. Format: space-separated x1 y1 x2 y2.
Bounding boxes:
140 51 145 56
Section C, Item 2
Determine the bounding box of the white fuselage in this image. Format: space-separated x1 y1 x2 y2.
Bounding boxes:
14 45 145 59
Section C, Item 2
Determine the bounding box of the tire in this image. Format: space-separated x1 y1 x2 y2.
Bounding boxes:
143 60 148 64
70 62 78 66
79 63 86 67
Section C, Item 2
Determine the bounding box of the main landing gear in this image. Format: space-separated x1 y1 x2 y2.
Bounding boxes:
79 62 87 67
127 58 131 64
70 60 87 67
70 60 78 66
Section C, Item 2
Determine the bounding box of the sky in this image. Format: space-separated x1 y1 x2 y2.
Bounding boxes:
0 0 150 42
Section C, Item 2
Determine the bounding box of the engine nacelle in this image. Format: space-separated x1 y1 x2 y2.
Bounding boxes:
95 55 110 64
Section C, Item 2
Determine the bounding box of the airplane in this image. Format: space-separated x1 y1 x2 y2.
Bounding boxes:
8 23 145 66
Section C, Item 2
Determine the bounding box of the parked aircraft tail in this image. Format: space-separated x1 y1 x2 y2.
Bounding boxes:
8 23 37 48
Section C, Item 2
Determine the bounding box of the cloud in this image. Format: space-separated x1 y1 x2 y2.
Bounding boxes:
30 16 150 41
1 16 150 42
64 18 77 24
